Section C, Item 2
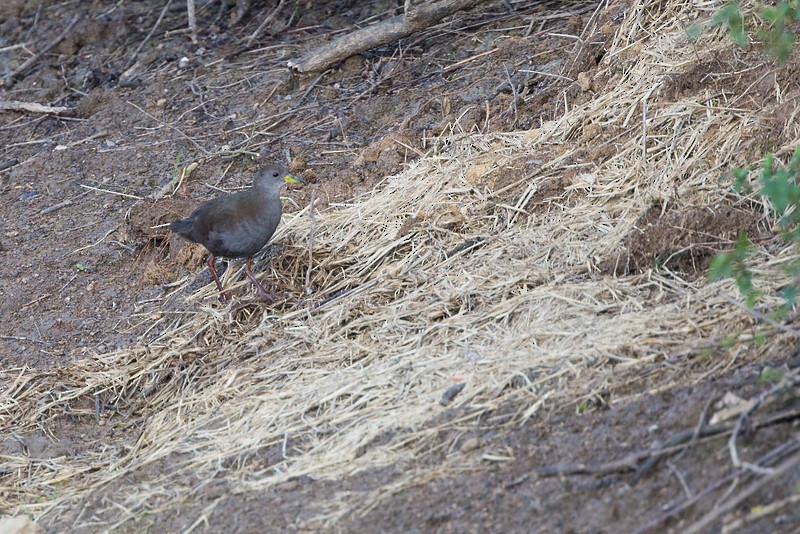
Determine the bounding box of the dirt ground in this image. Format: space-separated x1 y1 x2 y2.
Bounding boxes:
1 0 799 532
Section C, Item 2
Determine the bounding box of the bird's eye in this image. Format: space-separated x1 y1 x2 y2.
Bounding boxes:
272 172 279 177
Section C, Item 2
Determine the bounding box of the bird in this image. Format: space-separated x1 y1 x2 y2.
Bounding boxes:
169 164 304 302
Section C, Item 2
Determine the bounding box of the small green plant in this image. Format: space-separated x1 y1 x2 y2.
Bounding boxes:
698 346 716 360
759 1 800 62
709 233 761 308
712 1 800 62
759 366 784 383
173 154 183 179
713 1 747 47
711 148 800 313
74 262 88 272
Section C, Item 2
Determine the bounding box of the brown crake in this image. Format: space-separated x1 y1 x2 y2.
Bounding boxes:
170 164 304 301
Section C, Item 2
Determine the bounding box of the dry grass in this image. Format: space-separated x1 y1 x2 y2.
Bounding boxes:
2 0 799 529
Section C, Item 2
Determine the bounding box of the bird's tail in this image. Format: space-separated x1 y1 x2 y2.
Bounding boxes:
169 219 193 236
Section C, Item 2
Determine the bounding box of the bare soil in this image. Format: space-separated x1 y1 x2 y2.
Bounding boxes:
1 1 799 532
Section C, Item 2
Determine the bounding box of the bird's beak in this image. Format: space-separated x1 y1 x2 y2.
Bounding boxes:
284 174 305 184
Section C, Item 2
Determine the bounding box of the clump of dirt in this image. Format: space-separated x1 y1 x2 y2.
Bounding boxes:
600 203 765 275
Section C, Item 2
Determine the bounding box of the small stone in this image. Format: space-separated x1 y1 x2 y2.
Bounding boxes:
577 71 592 92
0 515 45 534
460 438 481 453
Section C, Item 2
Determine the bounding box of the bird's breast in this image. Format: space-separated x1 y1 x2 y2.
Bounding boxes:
214 196 282 257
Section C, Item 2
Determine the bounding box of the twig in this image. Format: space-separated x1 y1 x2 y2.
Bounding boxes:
537 400 800 478
245 0 285 46
445 237 487 258
304 191 317 295
726 371 798 475
0 101 71 114
502 63 517 122
666 460 693 499
443 48 499 73
67 226 120 256
293 73 325 109
684 449 800 534
727 411 746 470
722 292 800 337
3 14 82 86
633 438 800 534
722 492 800 532
439 382 466 406
40 200 73 215
186 0 198 45
309 279 382 312
0 42 31 53
0 335 48 345
127 101 209 154
536 453 641 477
127 0 172 71
518 69 574 82
288 0 490 73
635 396 715 480
80 184 142 200
0 158 18 172
676 396 714 463
54 130 107 150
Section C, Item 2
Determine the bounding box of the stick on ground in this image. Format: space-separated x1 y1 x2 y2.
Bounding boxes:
0 101 71 114
287 0 489 73
3 14 81 87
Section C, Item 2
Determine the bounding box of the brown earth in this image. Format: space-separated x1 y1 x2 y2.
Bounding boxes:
1 1 799 532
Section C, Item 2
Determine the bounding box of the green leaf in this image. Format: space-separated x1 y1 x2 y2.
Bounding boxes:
732 167 750 192
759 367 783 383
713 3 748 47
685 23 702 41
709 251 735 280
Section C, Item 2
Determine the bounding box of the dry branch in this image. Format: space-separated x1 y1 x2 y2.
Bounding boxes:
245 0 285 46
2 14 81 87
287 0 490 73
187 0 198 44
684 449 800 534
127 0 172 72
633 438 800 534
0 101 71 115
536 401 800 478
0 159 19 172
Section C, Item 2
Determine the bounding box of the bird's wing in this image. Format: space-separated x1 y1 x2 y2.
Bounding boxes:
196 193 261 255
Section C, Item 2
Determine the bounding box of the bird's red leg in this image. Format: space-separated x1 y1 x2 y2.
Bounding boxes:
207 255 228 302
245 257 274 301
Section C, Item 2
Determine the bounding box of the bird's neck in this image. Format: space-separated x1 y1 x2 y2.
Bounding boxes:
253 184 282 197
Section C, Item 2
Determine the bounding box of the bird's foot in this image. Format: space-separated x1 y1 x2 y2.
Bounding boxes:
256 287 275 302
244 257 275 302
